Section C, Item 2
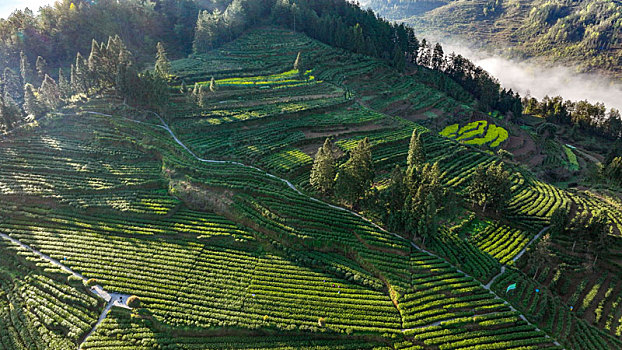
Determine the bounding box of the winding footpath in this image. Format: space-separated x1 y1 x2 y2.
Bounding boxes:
0 233 131 349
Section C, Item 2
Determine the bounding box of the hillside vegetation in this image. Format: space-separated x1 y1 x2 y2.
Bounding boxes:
363 0 622 79
0 1 622 350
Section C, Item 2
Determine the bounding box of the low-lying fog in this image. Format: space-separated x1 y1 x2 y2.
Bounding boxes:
439 41 622 112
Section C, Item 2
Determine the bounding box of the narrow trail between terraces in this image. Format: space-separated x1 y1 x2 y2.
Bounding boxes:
0 232 132 349
98 109 562 348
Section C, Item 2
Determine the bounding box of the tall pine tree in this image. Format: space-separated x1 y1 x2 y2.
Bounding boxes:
23 83 44 118
0 93 23 130
39 75 61 110
20 51 34 85
335 138 374 206
310 138 336 193
58 68 72 98
155 42 171 78
407 129 426 170
3 68 23 103
35 56 47 85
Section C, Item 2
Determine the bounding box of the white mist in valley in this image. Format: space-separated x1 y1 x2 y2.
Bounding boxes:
439 41 622 112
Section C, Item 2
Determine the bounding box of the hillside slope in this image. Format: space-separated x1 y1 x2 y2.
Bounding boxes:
2 25 622 350
362 0 622 80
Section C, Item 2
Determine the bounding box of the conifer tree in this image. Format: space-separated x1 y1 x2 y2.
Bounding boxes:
155 42 171 78
431 43 444 70
349 137 374 186
193 9 223 54
385 165 407 231
39 75 61 110
392 45 405 72
294 51 307 78
70 64 78 93
20 51 34 85
418 192 438 243
73 52 89 93
58 68 71 98
23 83 44 117
529 233 551 278
3 68 23 102
0 94 22 130
209 77 217 92
192 82 200 100
35 56 47 84
197 84 208 107
88 39 103 86
406 28 419 63
335 138 374 205
407 129 425 169
310 138 336 193
418 39 431 67
294 52 301 71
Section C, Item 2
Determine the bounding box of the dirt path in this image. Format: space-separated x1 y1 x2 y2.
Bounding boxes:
0 232 132 349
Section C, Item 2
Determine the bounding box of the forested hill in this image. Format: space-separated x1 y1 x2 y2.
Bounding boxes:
361 0 622 80
0 0 529 132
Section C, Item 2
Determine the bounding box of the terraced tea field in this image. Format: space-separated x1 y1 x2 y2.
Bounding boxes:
2 26 622 350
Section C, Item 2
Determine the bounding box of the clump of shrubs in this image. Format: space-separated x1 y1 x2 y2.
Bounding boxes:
126 295 141 308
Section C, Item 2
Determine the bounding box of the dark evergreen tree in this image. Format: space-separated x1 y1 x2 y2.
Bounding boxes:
3 68 23 103
385 165 407 231
406 27 419 63
209 77 217 92
58 68 71 98
418 39 431 67
529 233 551 278
335 137 374 206
23 83 44 118
39 75 61 110
310 138 337 193
392 45 405 72
155 42 171 78
0 94 23 130
407 129 426 170
88 39 104 88
20 51 34 85
72 52 90 93
431 43 444 71
35 56 47 85
418 192 438 243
